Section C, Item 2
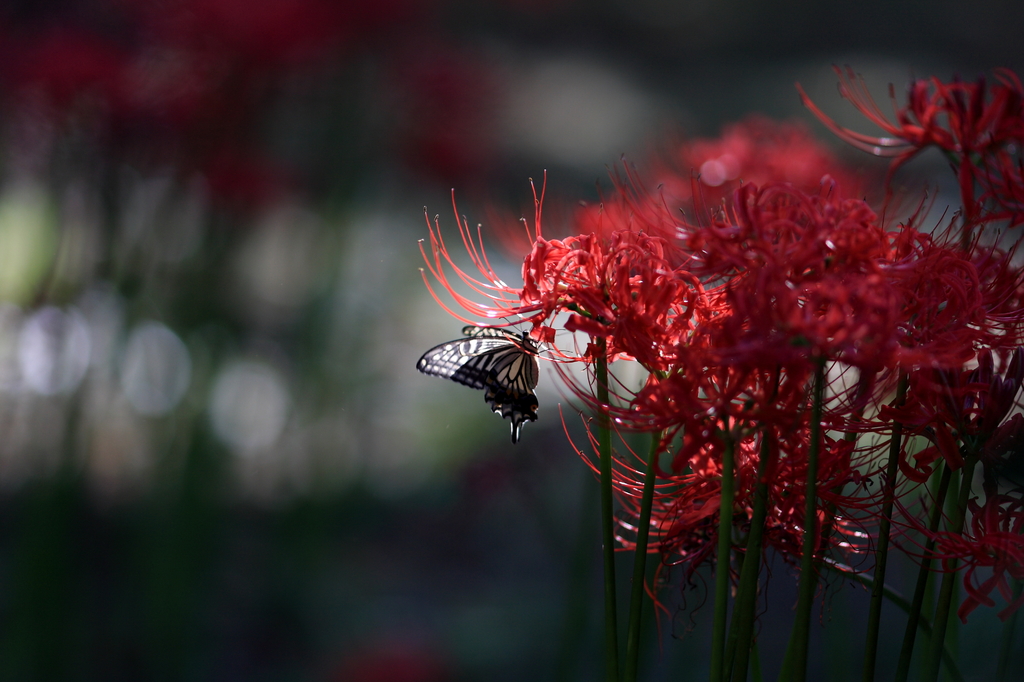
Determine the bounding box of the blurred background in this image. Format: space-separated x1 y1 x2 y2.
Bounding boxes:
0 1 1021 680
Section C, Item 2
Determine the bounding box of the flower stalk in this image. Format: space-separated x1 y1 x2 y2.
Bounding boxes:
921 458 977 682
729 436 771 682
623 431 662 682
596 345 621 682
863 372 909 682
710 426 736 682
790 360 826 682
820 559 965 682
895 464 954 682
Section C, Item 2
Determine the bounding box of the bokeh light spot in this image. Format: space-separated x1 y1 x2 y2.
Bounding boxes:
18 306 91 395
209 359 290 454
119 321 191 415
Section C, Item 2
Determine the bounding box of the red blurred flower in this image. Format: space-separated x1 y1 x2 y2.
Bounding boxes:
332 640 450 682
0 0 420 208
203 149 293 209
979 148 1024 226
655 116 865 208
3 27 127 109
386 45 503 184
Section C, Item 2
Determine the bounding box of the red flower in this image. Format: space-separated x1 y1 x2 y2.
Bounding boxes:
203 149 293 208
681 181 912 377
386 45 503 184
799 67 1023 164
798 67 1024 228
656 116 865 208
422 176 709 365
885 349 1024 483
523 229 707 367
930 494 1024 622
3 28 127 109
419 184 549 328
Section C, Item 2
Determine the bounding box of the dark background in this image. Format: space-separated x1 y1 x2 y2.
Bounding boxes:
0 1 1020 680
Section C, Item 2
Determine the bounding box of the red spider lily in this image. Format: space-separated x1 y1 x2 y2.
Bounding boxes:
683 181 886 279
419 185 549 328
885 237 992 367
654 116 866 208
562 180 927 446
798 66 1024 166
981 413 1024 495
927 493 1024 622
962 243 1024 348
680 182 918 380
591 341 882 565
884 349 1024 483
422 175 715 365
977 148 1024 226
621 359 820 453
524 229 709 367
798 67 1024 228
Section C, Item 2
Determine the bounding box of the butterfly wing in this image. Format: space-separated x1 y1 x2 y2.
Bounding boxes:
480 342 539 444
416 334 521 389
416 327 540 443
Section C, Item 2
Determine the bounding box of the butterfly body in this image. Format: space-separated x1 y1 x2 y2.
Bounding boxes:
416 326 539 443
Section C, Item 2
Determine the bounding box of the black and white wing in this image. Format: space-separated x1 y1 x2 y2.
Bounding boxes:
416 326 540 443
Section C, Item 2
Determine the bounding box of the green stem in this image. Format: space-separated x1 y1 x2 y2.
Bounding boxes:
791 360 825 682
596 348 620 682
623 432 661 682
751 640 763 682
709 427 736 682
862 372 908 682
725 576 742 680
820 560 965 682
923 469 948 656
730 437 771 682
920 458 976 682
895 464 954 682
778 634 794 682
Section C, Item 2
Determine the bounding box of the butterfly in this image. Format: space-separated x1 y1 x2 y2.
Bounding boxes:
416 325 540 443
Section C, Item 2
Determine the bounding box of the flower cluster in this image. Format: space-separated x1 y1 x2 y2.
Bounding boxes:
421 68 1024 672
798 66 1024 229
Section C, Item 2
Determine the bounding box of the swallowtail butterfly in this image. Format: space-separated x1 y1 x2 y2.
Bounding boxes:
416 326 539 443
